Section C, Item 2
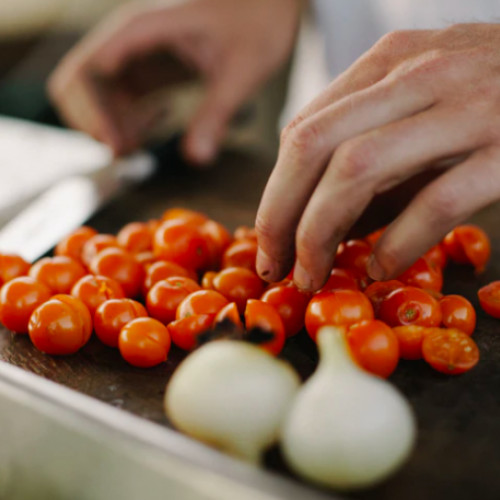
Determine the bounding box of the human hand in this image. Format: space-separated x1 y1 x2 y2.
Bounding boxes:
48 0 302 163
256 23 500 290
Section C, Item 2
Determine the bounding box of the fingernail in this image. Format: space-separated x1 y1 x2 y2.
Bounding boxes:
256 248 278 282
367 254 386 281
293 261 313 291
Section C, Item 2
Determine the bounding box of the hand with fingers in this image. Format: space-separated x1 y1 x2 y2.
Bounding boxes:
256 23 500 291
48 0 303 164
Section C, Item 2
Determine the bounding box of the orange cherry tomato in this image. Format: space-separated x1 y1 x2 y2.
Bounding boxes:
0 277 51 333
261 282 310 337
168 314 215 351
320 268 359 293
392 325 431 360
364 280 404 316
347 320 399 378
161 207 208 226
439 295 476 335
201 271 217 289
29 256 86 294
71 274 125 315
379 286 442 328
442 225 491 273
200 220 233 268
234 226 257 241
142 260 197 296
117 222 152 253
94 298 148 347
81 234 119 266
422 328 479 375
244 299 285 356
397 257 443 293
212 267 264 314
0 253 30 285
222 238 258 272
28 295 92 355
213 302 243 329
119 317 171 367
55 226 97 262
334 239 372 275
424 244 448 269
305 290 374 342
135 251 157 269
89 247 144 298
153 220 211 271
478 281 500 319
146 277 200 324
176 290 229 320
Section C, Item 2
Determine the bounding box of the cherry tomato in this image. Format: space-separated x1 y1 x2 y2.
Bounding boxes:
364 280 404 316
82 234 119 266
305 290 374 342
146 277 200 324
153 220 210 271
424 244 448 269
135 251 157 268
213 302 243 329
168 313 215 351
55 226 97 262
0 253 31 285
89 247 144 298
334 239 372 275
365 227 386 247
478 281 500 319
176 290 229 320
142 260 196 296
439 295 476 335
201 271 217 290
234 226 257 241
320 268 359 293
379 286 442 328
212 267 264 314
71 274 125 315
0 277 51 333
442 225 491 272
161 207 208 226
244 299 285 356
392 325 431 360
119 317 171 367
261 282 310 337
117 222 152 253
347 320 399 378
200 220 233 268
397 257 443 292
222 238 257 271
28 295 92 355
94 299 148 347
29 256 86 294
422 328 479 375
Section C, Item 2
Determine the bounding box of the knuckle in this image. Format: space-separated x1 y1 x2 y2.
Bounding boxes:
334 139 373 181
376 30 413 53
280 115 305 145
286 121 322 161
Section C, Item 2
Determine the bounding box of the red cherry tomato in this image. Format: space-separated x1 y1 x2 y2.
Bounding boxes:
347 320 399 378
305 290 374 342
55 226 97 262
81 234 119 266
261 282 310 337
176 290 229 320
89 247 144 298
29 256 86 294
424 244 448 269
234 226 257 241
439 295 476 335
142 260 196 296
146 277 200 324
397 257 443 292
0 277 51 333
478 281 500 319
71 274 125 315
28 295 92 355
119 317 171 367
117 222 152 253
442 225 491 273
364 280 404 316
392 325 431 360
168 314 215 351
422 328 479 375
94 299 148 347
213 302 243 329
244 299 285 356
212 267 264 314
334 239 372 275
222 238 258 271
200 220 233 268
379 286 442 328
320 268 360 293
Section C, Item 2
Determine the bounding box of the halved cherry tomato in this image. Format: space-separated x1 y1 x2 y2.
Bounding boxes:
142 260 196 296
320 268 359 293
305 290 374 342
119 317 171 367
334 239 372 275
364 280 404 316
442 225 491 273
422 328 479 375
117 222 152 253
397 257 443 292
28 295 92 355
244 299 285 356
0 277 51 333
213 302 243 329
81 234 119 266
212 267 264 314
71 274 125 315
94 298 148 347
478 281 500 319
168 314 215 351
222 238 257 271
176 290 229 320
261 282 310 337
29 256 86 294
424 244 448 269
392 325 430 360
347 320 399 378
89 247 144 298
439 295 476 335
146 277 200 324
379 286 442 328
55 226 98 262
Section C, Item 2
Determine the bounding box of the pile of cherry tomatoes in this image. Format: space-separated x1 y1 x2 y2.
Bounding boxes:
0 207 497 377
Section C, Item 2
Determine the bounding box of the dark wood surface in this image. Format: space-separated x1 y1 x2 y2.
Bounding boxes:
1 141 500 500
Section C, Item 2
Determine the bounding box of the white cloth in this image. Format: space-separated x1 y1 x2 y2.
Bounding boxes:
313 0 500 77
